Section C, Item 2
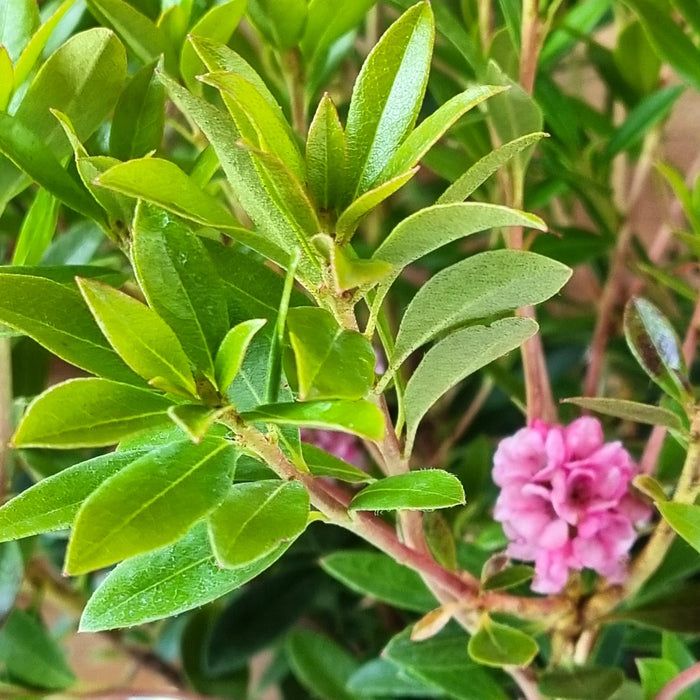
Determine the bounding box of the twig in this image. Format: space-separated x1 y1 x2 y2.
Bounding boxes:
0 338 12 501
655 659 700 700
519 0 542 94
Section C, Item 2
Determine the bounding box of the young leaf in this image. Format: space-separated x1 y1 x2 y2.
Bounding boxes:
167 404 222 443
302 443 373 483
321 550 437 613
80 521 292 631
0 449 147 541
132 204 229 378
66 438 236 574
110 60 165 159
562 397 684 431
349 471 465 511
538 667 625 699
481 565 535 592
247 0 307 50
241 400 384 441
657 502 700 555
215 319 267 392
12 378 173 448
404 318 538 454
286 629 362 700
0 273 141 384
633 474 667 503
286 307 376 400
623 297 692 404
78 278 197 396
467 615 538 668
345 2 434 197
306 93 346 211
0 46 12 111
391 250 570 370
335 168 418 246
209 480 309 568
0 610 75 690
381 85 507 180
11 188 59 266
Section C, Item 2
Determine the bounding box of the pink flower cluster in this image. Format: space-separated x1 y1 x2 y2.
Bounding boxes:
493 417 650 594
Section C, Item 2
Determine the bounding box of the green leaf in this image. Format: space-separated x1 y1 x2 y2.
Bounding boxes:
624 297 692 403
0 542 23 617
180 0 246 92
87 0 165 64
347 658 442 697
0 449 146 541
241 400 384 441
0 46 13 111
80 521 291 631
66 438 236 574
384 625 509 700
636 658 683 700
306 93 346 211
633 474 667 503
437 133 547 204
657 502 700 555
286 629 362 700
538 667 625 699
132 204 229 377
373 203 547 271
382 85 506 181
404 318 538 454
336 168 418 245
671 0 700 39
614 20 662 95
562 397 684 431
467 615 538 668
0 0 39 62
302 443 373 483
391 250 570 370
482 565 535 592
0 610 75 690
287 307 376 400
0 273 141 383
110 60 165 159
78 277 197 396
97 157 242 231
11 188 60 266
621 0 700 91
12 378 173 448
215 319 267 392
321 550 437 613
345 1 434 197
606 85 684 157
247 0 307 50
167 404 221 443
209 480 309 568
349 470 465 511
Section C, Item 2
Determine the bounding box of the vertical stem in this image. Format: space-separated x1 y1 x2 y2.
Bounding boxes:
282 49 307 137
0 338 12 501
519 0 541 94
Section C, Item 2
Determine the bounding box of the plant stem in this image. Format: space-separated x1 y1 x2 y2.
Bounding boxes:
519 0 541 94
0 338 12 501
282 49 307 137
655 659 700 700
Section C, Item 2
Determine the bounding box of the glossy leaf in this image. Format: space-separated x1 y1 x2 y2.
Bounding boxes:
180 0 246 92
80 521 292 631
657 502 700 555
632 474 667 503
438 133 547 204
321 550 437 613
167 404 221 443
11 188 59 266
301 0 376 59
66 438 236 574
404 318 538 454
286 629 362 700
624 297 692 403
12 378 173 448
0 46 12 111
0 542 23 617
209 480 309 568
562 397 684 431
87 0 165 64
349 470 465 511
110 60 164 159
78 277 197 396
539 667 625 699
467 616 538 668
482 565 535 592
0 0 39 62
382 85 506 180
215 319 267 392
287 307 376 400
391 250 570 369
248 0 307 50
345 2 434 196
241 400 384 441
336 168 418 245
0 610 75 690
306 93 346 211
0 449 146 541
302 443 373 483
133 204 229 377
347 658 442 697
0 273 140 383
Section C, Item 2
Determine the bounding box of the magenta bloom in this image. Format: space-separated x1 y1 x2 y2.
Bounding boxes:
492 417 650 594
